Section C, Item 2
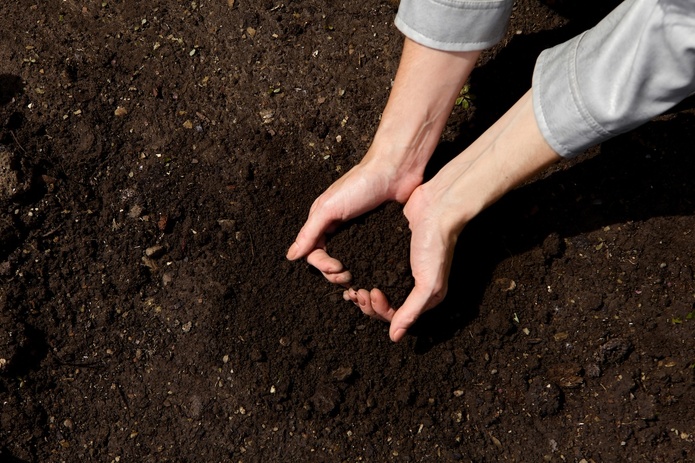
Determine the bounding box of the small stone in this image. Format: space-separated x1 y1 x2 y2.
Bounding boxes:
495 278 516 292
585 363 602 378
181 321 192 333
141 256 157 271
595 338 632 365
145 245 165 258
217 219 236 232
114 106 128 117
128 204 144 218
157 215 168 232
331 366 353 382
259 109 274 123
0 261 11 276
183 120 193 129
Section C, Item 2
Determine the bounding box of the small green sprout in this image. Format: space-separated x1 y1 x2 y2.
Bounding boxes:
455 84 474 109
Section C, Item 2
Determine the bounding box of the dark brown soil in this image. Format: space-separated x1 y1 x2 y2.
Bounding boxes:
1 1 694 461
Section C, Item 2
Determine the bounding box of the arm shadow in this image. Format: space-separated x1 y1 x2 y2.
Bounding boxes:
412 110 695 352
408 3 695 350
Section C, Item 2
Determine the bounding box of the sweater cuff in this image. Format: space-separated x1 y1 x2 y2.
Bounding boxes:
395 0 513 52
531 34 611 159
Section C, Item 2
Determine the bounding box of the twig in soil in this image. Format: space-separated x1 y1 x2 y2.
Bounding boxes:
244 227 255 264
42 224 64 238
10 130 26 154
322 289 345 298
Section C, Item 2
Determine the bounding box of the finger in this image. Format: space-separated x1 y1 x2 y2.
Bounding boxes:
345 287 358 303
286 208 335 260
358 288 389 320
356 289 376 317
369 288 396 322
306 249 352 285
389 285 433 342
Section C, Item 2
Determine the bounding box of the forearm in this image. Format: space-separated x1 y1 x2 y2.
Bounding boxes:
422 90 561 235
364 38 480 181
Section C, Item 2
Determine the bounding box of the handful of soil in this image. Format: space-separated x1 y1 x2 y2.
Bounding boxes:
327 202 413 307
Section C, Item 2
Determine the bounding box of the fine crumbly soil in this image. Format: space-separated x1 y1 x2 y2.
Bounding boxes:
1 1 694 461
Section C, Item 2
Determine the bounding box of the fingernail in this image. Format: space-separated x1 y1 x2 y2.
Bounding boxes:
339 272 352 285
286 242 298 260
391 328 406 342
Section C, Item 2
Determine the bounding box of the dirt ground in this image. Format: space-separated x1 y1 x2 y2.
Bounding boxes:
1 0 695 461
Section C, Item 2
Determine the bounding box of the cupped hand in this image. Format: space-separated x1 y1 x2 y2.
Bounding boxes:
344 183 461 342
286 159 422 285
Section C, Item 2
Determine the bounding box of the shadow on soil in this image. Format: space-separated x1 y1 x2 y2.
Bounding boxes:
409 3 695 349
0 448 30 463
415 109 695 350
0 75 23 106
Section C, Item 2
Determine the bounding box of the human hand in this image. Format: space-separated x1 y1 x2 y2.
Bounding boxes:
287 37 482 322
345 90 561 342
344 182 460 342
286 158 423 285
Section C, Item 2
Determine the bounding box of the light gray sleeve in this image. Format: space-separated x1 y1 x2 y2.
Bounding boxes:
395 0 513 51
533 0 695 158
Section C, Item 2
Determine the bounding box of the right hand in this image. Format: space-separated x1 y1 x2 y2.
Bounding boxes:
343 181 462 342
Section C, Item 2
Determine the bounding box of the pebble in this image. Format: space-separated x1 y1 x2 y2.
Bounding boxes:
145 245 165 258
331 366 353 382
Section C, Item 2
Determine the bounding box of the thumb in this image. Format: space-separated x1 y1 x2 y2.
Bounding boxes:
287 210 334 260
389 285 432 342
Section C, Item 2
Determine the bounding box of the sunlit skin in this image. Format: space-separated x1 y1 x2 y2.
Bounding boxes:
287 38 561 342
